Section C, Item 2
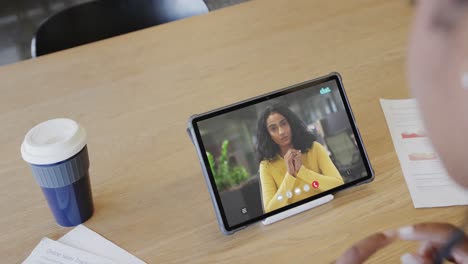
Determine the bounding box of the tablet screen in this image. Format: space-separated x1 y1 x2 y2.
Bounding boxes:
192 74 373 231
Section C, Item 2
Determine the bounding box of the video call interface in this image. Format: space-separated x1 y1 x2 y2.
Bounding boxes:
197 79 370 228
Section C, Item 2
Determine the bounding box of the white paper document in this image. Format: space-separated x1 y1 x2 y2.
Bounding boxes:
23 225 146 264
380 98 468 208
22 237 116 264
59 225 146 264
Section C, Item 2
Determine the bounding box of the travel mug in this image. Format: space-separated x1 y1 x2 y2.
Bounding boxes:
21 118 94 227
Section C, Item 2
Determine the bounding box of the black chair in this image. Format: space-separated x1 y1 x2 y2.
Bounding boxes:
31 0 209 57
320 112 366 182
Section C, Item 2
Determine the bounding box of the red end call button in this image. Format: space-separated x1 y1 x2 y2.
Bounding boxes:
312 181 319 188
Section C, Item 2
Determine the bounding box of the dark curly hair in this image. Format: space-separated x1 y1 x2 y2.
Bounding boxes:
256 104 316 161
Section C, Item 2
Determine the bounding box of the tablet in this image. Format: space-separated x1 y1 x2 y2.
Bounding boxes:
187 73 374 234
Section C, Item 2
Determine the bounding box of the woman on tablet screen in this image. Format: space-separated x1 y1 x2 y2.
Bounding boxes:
256 104 344 213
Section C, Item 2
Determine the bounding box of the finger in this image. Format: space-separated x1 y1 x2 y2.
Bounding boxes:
398 223 468 258
398 223 466 245
296 155 302 163
295 153 302 162
335 232 396 264
294 157 302 172
293 159 298 175
400 253 432 264
288 156 295 175
417 241 439 258
417 241 458 263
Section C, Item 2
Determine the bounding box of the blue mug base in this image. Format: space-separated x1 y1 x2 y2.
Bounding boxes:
41 173 94 227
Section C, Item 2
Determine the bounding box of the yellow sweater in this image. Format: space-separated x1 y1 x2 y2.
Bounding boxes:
259 142 344 213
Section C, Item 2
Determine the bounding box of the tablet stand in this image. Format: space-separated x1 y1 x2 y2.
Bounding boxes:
262 194 334 225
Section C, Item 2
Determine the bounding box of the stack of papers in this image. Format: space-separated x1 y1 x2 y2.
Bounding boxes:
380 98 468 208
23 225 146 264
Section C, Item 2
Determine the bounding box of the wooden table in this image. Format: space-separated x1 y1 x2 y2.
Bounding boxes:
1 0 465 263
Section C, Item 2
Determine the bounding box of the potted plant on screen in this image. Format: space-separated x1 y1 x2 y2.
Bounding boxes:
206 140 264 224
206 139 250 192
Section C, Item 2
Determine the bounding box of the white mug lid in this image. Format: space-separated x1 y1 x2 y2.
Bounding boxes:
21 118 87 165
